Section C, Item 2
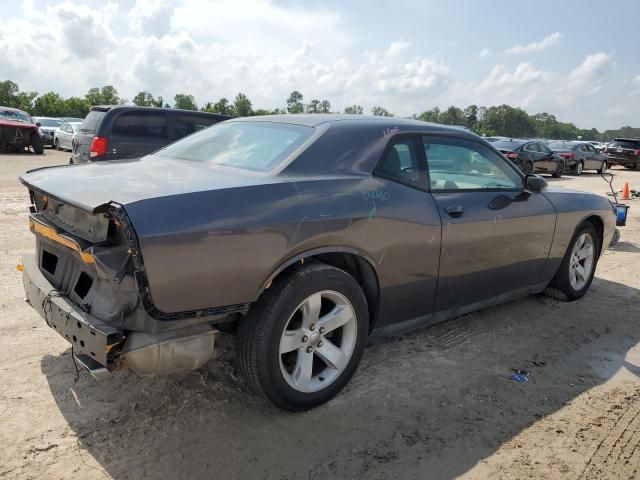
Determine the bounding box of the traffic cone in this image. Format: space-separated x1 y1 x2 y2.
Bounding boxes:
621 182 630 200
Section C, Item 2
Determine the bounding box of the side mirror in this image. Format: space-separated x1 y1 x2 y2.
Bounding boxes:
525 174 547 192
35 122 41 127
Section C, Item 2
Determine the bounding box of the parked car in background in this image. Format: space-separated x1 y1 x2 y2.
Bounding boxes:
603 138 640 170
54 121 81 151
0 106 43 154
19 116 616 411
484 136 510 143
493 139 568 177
71 106 231 164
588 141 606 152
547 141 608 175
32 117 64 148
61 117 84 123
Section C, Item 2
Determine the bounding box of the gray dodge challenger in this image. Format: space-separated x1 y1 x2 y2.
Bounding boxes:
19 115 616 410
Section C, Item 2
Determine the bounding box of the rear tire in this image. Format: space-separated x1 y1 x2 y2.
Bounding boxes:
552 161 564 178
236 263 369 411
599 161 607 174
574 161 583 176
31 133 44 155
545 222 599 301
523 161 534 175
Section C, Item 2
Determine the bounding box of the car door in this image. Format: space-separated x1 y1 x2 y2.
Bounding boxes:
538 142 558 171
585 144 601 169
371 136 442 327
522 142 544 172
423 135 556 312
59 124 71 149
107 110 169 160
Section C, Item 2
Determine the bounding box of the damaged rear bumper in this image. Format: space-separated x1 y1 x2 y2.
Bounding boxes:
22 253 124 370
22 253 218 379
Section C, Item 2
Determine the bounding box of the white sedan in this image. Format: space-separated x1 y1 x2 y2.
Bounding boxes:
54 122 81 151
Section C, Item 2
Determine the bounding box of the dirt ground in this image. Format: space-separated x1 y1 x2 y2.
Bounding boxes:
1 149 639 480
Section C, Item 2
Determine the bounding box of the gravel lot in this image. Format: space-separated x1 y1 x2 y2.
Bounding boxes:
1 149 639 480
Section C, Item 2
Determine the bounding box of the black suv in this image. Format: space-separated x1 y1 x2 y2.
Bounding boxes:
71 106 230 164
603 138 640 170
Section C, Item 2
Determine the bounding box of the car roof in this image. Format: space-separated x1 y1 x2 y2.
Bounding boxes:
90 105 232 118
230 114 481 136
0 106 29 114
613 137 640 142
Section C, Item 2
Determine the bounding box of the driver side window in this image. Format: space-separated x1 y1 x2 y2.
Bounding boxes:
424 137 522 191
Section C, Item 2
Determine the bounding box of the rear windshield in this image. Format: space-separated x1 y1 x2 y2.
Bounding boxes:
548 141 576 150
38 118 63 127
609 139 640 149
492 141 523 151
78 110 106 134
155 121 315 172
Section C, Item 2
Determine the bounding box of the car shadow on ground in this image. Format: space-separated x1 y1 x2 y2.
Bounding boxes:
40 277 640 480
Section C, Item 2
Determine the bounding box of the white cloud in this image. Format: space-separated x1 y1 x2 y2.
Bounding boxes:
506 32 563 54
0 0 449 115
478 48 491 58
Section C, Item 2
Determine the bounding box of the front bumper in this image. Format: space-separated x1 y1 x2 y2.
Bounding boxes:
21 253 124 369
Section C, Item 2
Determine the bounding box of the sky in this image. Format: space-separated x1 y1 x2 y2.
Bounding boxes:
1 0 639 130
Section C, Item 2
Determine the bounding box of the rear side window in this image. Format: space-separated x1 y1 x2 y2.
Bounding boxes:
79 110 106 134
173 114 221 140
374 138 427 190
112 111 168 138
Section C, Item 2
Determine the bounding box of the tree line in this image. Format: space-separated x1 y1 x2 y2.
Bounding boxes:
1 80 636 141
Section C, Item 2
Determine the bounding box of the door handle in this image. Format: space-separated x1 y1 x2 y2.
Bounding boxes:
445 205 464 218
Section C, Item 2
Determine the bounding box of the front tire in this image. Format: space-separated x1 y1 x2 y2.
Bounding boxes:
31 133 44 154
236 263 369 411
545 222 599 301
523 161 534 175
55 139 61 151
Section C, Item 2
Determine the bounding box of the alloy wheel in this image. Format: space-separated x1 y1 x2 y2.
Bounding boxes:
569 233 595 290
278 290 357 393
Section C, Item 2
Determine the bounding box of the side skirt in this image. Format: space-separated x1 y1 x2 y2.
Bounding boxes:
369 281 548 341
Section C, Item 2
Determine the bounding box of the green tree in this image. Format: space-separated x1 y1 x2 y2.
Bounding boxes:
173 93 198 110
306 99 320 113
62 97 90 118
0 80 37 111
85 85 120 106
319 100 331 114
344 105 363 114
416 107 440 122
205 97 234 115
439 106 465 126
463 105 479 130
233 93 253 117
32 92 66 116
371 106 393 117
287 90 304 114
132 91 160 107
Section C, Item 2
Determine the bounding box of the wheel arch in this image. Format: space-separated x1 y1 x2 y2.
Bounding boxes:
259 247 381 332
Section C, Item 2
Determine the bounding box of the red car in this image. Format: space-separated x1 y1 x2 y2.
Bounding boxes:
0 106 44 154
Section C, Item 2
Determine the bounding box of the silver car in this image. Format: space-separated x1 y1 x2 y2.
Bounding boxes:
54 122 81 151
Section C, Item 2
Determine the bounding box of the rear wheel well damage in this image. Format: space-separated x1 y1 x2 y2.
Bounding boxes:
258 251 380 332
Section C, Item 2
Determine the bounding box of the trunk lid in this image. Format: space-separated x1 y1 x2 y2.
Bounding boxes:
20 156 279 213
